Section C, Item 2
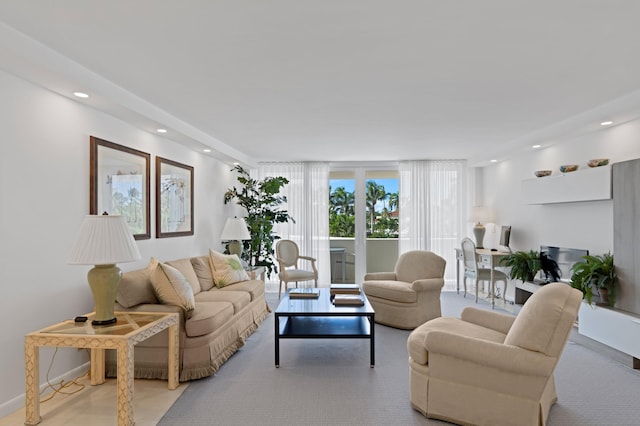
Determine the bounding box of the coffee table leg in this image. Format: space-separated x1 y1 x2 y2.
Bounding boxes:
370 315 375 367
274 314 280 367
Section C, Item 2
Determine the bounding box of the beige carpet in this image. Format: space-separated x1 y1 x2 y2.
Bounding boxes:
0 376 187 426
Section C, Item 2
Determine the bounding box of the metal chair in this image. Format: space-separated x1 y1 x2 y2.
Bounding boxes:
275 239 318 298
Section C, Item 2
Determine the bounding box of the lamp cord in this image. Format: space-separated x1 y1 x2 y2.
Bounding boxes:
39 348 87 403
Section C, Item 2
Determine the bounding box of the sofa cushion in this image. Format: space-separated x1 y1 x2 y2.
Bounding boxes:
185 301 234 337
362 280 417 303
117 259 159 308
209 250 249 288
166 258 202 295
219 279 264 301
150 260 196 319
191 256 215 291
407 317 506 365
194 290 251 313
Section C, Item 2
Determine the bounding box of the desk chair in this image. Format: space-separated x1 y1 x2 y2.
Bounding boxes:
276 239 318 298
461 237 509 304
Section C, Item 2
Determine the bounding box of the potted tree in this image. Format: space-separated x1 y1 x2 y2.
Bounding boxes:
224 165 294 278
570 252 617 306
500 250 541 282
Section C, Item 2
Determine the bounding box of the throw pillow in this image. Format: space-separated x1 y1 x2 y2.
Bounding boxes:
208 249 249 288
191 256 215 291
116 258 159 308
150 260 196 319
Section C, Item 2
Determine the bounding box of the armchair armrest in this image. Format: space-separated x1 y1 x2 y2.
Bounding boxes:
363 272 396 281
460 306 515 334
425 330 556 377
411 278 444 292
298 255 318 274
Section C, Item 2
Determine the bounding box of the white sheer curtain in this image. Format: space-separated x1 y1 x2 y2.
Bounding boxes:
255 162 330 288
399 160 468 291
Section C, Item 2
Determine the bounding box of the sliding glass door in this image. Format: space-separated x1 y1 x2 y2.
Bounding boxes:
329 167 399 283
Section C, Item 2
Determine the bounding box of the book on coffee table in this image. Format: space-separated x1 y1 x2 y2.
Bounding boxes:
333 294 365 306
289 288 320 299
330 284 361 295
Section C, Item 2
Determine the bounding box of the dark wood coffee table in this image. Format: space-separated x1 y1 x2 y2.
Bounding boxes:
274 288 375 367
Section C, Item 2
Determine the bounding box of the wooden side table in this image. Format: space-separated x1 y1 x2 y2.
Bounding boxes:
25 311 179 426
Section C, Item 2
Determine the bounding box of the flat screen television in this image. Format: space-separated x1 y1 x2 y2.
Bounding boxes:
539 245 589 283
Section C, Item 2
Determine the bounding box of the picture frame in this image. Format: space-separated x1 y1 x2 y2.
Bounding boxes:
156 156 194 238
90 136 151 240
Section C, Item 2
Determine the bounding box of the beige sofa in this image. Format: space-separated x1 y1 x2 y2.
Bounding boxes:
407 283 582 426
105 253 270 382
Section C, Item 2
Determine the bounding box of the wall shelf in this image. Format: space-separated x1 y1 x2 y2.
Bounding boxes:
521 165 612 205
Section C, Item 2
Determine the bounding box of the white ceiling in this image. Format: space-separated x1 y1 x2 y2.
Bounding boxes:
1 1 640 166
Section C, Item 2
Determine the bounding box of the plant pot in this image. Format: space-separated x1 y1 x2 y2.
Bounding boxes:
598 287 610 305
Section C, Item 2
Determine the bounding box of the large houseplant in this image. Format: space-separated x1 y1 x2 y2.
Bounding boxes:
570 252 617 306
224 165 293 277
500 250 541 282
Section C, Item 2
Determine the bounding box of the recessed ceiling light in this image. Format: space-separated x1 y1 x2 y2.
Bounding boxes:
532 144 542 149
73 92 89 98
203 149 211 153
157 128 167 133
490 159 498 163
233 162 240 166
600 121 613 126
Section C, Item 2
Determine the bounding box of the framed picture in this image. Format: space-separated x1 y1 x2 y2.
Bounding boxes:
156 156 194 238
90 136 151 240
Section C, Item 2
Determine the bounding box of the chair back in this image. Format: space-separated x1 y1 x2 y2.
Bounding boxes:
504 283 582 357
276 240 299 268
394 250 446 283
461 237 478 275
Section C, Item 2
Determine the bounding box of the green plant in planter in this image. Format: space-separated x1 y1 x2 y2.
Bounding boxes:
224 165 294 278
570 252 617 306
499 250 541 282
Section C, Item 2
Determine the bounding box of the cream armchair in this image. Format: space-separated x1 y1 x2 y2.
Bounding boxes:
407 283 582 426
362 250 446 329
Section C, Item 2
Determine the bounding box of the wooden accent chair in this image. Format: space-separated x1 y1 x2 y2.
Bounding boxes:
275 239 318 298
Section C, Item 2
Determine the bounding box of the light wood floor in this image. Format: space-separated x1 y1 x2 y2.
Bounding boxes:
0 376 187 426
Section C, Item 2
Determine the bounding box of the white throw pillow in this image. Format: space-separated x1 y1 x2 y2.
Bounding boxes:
208 249 249 288
150 259 196 319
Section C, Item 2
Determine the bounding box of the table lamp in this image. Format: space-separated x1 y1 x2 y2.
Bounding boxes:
68 215 141 325
468 206 495 249
220 217 251 257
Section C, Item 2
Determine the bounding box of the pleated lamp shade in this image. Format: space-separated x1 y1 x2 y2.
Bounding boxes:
68 215 141 265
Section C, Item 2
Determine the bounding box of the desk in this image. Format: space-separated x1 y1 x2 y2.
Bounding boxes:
25 311 179 426
455 248 509 308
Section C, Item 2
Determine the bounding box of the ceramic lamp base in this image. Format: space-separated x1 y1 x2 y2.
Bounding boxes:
473 223 486 249
87 264 122 326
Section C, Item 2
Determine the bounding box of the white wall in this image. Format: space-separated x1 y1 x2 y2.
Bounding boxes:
0 70 236 415
480 118 640 256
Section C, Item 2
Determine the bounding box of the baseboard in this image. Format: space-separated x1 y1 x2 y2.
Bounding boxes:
0 362 90 419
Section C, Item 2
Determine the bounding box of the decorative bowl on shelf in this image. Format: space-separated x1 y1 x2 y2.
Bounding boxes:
559 164 578 173
534 170 552 178
588 158 609 168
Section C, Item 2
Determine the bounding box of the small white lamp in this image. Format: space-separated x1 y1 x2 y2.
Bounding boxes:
220 217 251 257
68 215 141 325
468 206 495 249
